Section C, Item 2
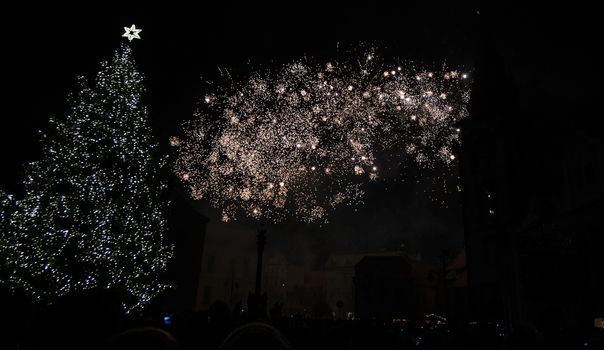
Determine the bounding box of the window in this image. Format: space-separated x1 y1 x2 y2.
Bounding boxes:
575 165 584 189
206 252 215 273
585 162 595 185
203 286 212 305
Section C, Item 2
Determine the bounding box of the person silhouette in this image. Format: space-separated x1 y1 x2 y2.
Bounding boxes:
220 322 293 350
104 327 179 350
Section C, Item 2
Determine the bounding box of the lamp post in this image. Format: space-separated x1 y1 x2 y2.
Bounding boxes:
247 225 268 320
255 225 266 296
438 249 451 319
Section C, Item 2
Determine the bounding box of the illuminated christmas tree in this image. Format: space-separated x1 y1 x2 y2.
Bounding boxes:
0 42 173 312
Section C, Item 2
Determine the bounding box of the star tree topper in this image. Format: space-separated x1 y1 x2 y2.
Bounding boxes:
122 24 142 41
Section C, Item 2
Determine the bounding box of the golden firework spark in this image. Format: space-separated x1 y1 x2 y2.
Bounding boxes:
173 50 471 223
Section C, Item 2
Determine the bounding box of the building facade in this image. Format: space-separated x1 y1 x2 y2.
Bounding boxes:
458 38 604 329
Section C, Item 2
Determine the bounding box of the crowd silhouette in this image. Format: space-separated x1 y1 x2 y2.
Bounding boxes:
2 287 603 350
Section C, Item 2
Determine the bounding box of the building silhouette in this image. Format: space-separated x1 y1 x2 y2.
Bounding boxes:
458 32 604 329
195 228 453 320
158 193 209 314
354 256 415 320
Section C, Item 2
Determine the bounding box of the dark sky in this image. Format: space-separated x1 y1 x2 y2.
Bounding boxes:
1 4 600 265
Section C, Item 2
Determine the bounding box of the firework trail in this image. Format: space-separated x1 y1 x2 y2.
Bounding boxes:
172 50 471 223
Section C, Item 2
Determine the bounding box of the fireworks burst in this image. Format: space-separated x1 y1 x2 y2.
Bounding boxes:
172 50 471 223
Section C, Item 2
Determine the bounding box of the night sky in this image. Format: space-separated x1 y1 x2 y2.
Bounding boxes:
1 4 600 266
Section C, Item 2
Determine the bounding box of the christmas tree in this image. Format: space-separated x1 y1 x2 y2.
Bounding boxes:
0 43 173 312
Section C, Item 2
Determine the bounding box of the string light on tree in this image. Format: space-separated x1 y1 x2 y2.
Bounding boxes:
0 35 172 312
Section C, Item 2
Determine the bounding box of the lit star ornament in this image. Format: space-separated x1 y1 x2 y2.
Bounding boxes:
122 24 142 41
